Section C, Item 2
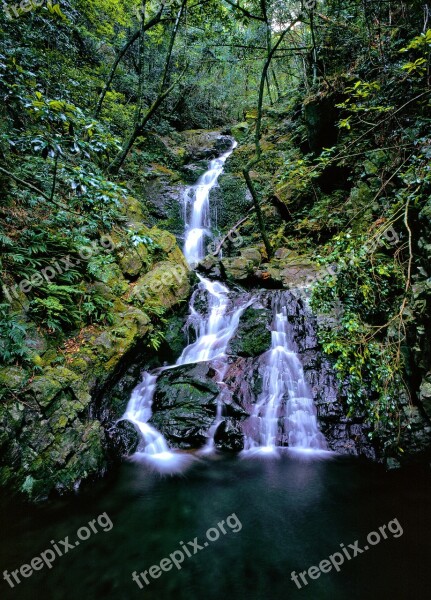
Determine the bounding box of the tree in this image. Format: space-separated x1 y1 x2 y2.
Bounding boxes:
108 0 188 173
227 0 301 258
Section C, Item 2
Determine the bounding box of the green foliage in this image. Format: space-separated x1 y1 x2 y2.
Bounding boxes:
0 304 31 365
29 284 83 332
28 283 113 332
80 289 114 325
310 230 407 449
143 301 168 351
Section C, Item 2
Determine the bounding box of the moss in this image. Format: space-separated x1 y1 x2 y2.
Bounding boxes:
231 121 249 141
1 219 192 501
228 307 272 357
132 260 190 309
222 256 254 281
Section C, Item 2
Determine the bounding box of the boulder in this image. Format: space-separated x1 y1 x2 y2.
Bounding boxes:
221 256 254 281
108 420 140 457
228 306 272 357
151 362 220 448
214 420 244 451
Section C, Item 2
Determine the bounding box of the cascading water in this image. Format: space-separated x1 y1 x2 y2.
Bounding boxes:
177 275 249 366
244 292 328 455
182 143 237 266
122 141 247 466
123 139 327 468
178 275 253 453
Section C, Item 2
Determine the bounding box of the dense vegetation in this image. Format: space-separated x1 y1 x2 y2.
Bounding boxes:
1 0 431 497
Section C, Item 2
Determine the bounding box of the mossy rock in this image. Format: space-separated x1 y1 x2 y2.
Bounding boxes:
222 256 254 281
131 260 190 309
231 121 249 141
121 195 145 226
30 366 91 408
151 362 220 448
119 251 144 278
228 307 272 357
0 229 192 501
240 247 261 266
0 366 28 392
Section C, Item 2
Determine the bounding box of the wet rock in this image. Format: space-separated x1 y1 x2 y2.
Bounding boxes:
209 172 250 233
151 363 220 448
214 420 244 451
179 130 232 162
180 162 208 183
224 356 263 414
228 306 272 357
141 176 184 236
198 255 224 279
108 420 140 457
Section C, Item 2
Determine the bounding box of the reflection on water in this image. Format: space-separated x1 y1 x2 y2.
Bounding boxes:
0 454 430 600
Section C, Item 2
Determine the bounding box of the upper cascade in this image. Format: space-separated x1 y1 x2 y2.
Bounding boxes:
182 142 237 266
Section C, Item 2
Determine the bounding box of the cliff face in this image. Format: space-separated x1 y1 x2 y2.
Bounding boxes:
195 98 431 465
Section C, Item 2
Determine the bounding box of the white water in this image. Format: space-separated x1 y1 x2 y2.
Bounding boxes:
178 275 249 365
122 141 244 466
179 275 253 454
122 373 189 472
244 294 327 456
123 140 327 468
183 143 237 266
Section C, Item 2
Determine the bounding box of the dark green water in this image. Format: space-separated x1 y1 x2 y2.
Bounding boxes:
1 453 430 600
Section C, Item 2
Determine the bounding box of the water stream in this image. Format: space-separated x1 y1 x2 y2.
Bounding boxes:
244 293 328 455
182 143 237 266
122 143 247 465
123 141 326 466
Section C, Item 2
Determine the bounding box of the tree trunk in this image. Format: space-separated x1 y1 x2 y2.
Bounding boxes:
93 6 164 119
241 16 299 259
108 1 188 174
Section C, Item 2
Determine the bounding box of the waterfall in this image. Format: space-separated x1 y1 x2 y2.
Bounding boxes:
122 141 245 466
177 275 253 454
123 139 328 468
123 373 169 455
182 142 237 266
244 292 328 455
177 275 249 366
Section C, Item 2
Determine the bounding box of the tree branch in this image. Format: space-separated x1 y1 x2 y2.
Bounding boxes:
93 6 165 119
0 166 81 216
223 0 266 21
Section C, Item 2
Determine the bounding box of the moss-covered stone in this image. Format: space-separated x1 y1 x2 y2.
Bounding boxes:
228 307 272 357
151 362 220 448
222 256 254 281
231 121 249 141
0 226 191 501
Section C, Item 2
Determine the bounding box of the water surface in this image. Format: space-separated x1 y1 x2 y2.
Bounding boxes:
1 454 430 599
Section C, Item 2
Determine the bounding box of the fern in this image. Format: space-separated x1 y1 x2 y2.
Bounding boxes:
0 304 32 365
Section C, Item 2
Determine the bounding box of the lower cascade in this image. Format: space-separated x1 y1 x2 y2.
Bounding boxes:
122 275 250 466
244 293 328 455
